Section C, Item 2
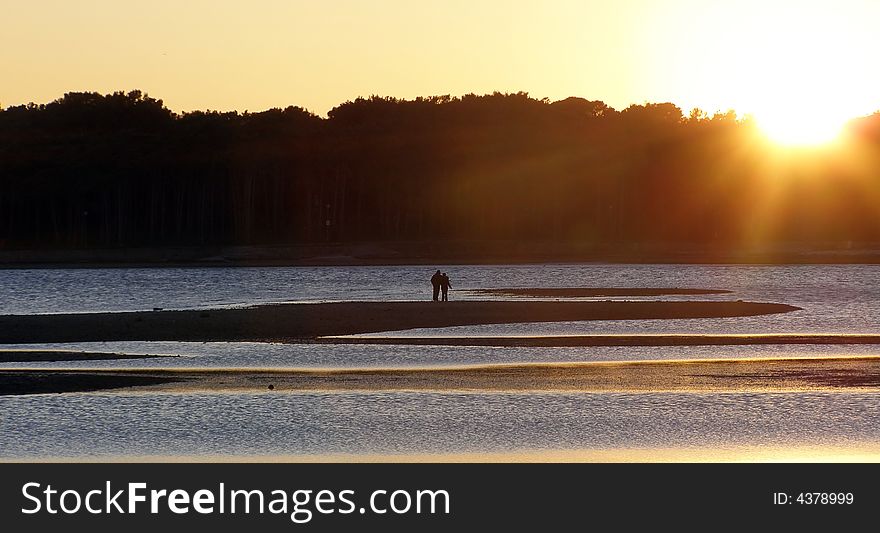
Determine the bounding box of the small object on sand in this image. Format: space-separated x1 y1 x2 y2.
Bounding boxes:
268 384 275 390
153 307 163 311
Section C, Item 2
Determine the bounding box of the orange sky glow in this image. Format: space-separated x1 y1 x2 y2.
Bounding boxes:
3 0 879 144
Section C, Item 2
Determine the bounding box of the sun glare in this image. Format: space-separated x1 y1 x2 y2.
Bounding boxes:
741 28 860 148
667 1 879 148
756 107 847 147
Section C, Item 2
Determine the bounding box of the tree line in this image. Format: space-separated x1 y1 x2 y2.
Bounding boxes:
1 90 880 251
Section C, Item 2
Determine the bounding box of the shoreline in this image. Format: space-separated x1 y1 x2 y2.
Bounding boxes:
5 243 880 268
3 355 879 396
6 256 880 269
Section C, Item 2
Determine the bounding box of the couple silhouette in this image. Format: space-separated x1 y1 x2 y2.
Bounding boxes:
430 270 452 301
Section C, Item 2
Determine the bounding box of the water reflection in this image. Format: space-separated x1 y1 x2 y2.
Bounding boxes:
2 391 878 460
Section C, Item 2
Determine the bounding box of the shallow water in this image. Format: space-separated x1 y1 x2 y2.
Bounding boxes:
2 264 879 336
3 263 880 460
1 390 878 460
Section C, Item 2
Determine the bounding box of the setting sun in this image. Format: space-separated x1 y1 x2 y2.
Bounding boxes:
647 1 880 147
738 8 864 147
755 105 848 147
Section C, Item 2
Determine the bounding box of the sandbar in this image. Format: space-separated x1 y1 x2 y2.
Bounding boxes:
320 333 880 347
0 300 798 344
0 351 168 363
467 287 731 297
3 355 879 395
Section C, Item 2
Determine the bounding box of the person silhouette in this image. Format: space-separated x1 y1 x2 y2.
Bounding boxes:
440 272 451 301
430 270 442 301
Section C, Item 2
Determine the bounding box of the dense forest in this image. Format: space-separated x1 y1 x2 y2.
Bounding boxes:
1 90 880 255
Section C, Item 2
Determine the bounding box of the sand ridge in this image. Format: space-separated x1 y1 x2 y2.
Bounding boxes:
3 355 879 395
0 300 799 344
319 333 880 347
0 351 171 363
466 287 732 297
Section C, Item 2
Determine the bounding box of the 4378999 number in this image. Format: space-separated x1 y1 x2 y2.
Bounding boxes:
773 492 854 505
797 493 853 505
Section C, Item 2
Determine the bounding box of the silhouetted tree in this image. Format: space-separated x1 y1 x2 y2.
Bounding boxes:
1 90 879 253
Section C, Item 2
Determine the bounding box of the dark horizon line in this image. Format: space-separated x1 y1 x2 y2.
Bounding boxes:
6 89 879 121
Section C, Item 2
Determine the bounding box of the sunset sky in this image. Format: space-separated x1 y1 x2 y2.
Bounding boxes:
4 0 880 127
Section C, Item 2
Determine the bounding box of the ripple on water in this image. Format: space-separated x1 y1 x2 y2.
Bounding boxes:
2 391 879 459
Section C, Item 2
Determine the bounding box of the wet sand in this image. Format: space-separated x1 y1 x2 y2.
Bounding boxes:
3 355 879 395
0 351 169 363
467 288 732 297
0 371 181 396
321 333 880 347
0 300 798 344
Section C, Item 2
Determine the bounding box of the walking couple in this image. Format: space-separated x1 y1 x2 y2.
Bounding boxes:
430 270 452 301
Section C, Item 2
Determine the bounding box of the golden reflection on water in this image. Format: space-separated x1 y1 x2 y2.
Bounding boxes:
19 445 880 464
